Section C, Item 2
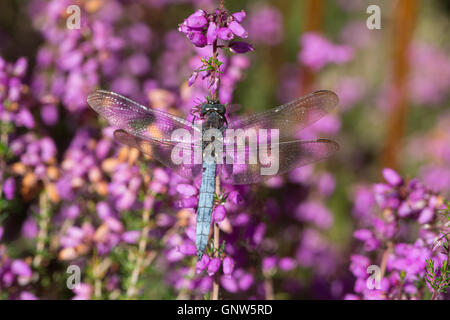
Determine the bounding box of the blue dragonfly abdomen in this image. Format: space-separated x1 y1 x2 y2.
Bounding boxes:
196 161 217 260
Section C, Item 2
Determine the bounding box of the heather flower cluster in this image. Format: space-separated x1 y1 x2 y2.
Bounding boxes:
179 6 253 99
346 168 449 300
179 8 253 53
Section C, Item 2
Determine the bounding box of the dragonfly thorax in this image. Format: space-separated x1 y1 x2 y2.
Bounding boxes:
200 103 226 117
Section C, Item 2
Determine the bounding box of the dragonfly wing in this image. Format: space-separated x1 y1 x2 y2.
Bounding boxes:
227 90 338 142
87 90 199 148
114 129 203 181
219 139 339 185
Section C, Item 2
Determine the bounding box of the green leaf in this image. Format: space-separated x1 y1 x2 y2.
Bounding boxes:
400 270 406 280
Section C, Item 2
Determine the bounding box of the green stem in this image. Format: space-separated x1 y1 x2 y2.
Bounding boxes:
0 122 8 200
211 40 220 101
33 192 51 268
211 176 221 300
126 199 153 299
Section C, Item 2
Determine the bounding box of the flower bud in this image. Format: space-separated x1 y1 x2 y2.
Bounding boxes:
213 205 226 222
232 10 246 23
207 257 221 276
228 21 248 38
228 41 254 54
217 27 234 41
187 32 207 47
222 256 235 277
382 168 403 186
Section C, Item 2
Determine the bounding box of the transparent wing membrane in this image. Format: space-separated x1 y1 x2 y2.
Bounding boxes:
87 90 199 148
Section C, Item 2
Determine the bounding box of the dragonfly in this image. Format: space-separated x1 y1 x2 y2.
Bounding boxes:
87 89 339 260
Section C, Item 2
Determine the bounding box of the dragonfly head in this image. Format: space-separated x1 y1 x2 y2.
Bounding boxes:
200 102 226 117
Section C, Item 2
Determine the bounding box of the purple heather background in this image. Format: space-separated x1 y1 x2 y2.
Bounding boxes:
0 0 450 300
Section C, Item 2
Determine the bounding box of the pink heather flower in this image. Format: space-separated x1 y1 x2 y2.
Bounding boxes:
334 77 366 110
418 207 434 224
209 77 219 94
317 173 336 196
252 222 266 245
222 256 235 277
3 177 15 200
176 183 198 197
398 202 412 217
178 241 196 256
217 27 234 41
21 217 38 239
247 6 283 46
185 13 208 30
166 247 184 263
278 257 297 271
221 275 238 293
299 32 353 71
13 57 27 77
3 271 14 286
196 254 210 274
207 257 221 276
96 201 113 220
62 204 81 219
213 205 226 222
228 190 244 205
206 22 217 45
73 283 92 300
238 273 254 291
40 137 57 161
228 21 248 38
373 218 396 239
20 292 38 300
295 201 333 229
11 260 32 277
349 255 370 278
409 43 450 105
262 256 277 273
344 294 360 300
122 230 140 244
153 168 170 184
143 195 155 210
105 217 123 233
228 41 254 54
354 229 380 251
176 196 198 208
16 109 35 128
232 10 246 23
188 72 198 86
95 139 111 160
156 213 175 228
116 190 136 210
187 32 207 47
382 168 403 186
353 229 373 241
41 104 58 126
0 226 3 241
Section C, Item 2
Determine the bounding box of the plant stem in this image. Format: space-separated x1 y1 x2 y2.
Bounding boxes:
126 195 153 299
212 40 220 101
33 191 50 268
0 122 8 200
264 277 274 300
211 175 221 300
380 241 393 280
